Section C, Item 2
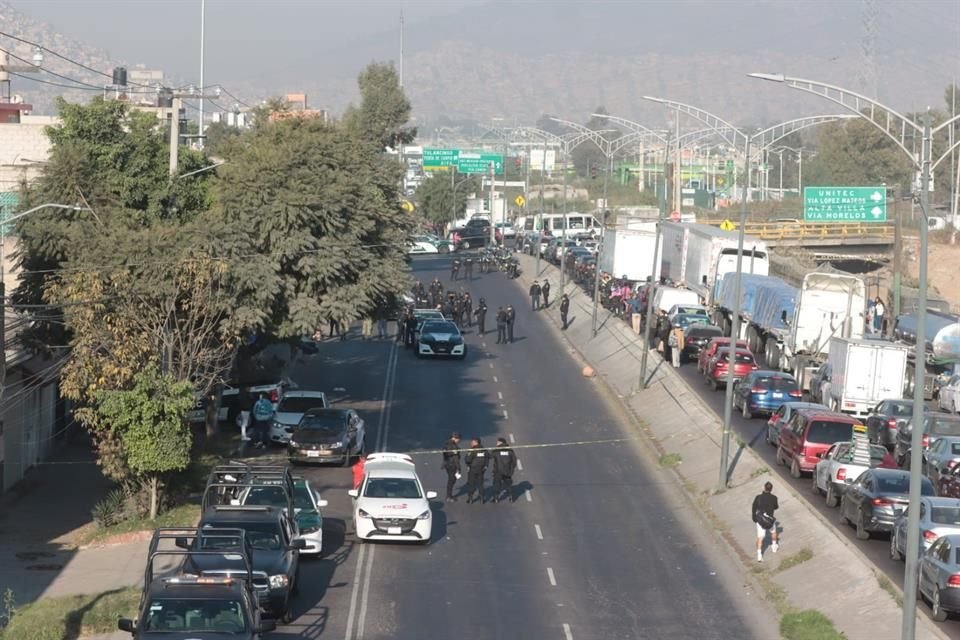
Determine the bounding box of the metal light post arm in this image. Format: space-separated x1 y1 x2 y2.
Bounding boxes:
591 114 668 146
550 118 614 157
609 131 668 157
749 115 859 158
4 203 88 225
677 126 738 150
642 96 748 151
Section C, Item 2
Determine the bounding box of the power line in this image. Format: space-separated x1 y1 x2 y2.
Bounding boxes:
8 70 100 91
2 47 105 90
213 85 253 110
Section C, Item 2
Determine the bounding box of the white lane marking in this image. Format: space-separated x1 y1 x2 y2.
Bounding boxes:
563 623 574 640
547 567 557 586
525 489 532 502
503 409 509 420
489 363 494 369
346 342 397 640
497 391 503 400
482 342 487 348
509 433 516 444
516 459 523 471
493 376 499 383
535 524 543 540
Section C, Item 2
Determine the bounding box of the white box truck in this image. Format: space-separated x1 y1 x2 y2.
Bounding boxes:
600 225 661 282
826 337 909 417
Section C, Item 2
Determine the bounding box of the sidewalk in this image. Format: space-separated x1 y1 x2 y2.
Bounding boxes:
517 253 948 640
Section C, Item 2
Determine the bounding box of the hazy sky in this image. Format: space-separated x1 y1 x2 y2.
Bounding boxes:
7 0 481 85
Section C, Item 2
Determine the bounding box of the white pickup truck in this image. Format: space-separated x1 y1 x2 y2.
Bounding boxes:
811 435 895 507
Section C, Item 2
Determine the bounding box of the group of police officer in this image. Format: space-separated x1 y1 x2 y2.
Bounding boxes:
441 432 518 504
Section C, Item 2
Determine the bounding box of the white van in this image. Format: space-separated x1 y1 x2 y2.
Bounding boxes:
653 286 701 314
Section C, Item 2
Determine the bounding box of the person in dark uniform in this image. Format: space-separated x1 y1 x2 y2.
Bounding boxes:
450 257 461 281
506 304 516 343
560 293 570 330
492 437 518 502
496 306 507 344
405 309 417 348
443 294 456 321
529 280 542 310
430 278 444 307
442 432 462 502
464 438 489 504
475 298 488 335
464 257 474 280
542 279 552 308
452 295 464 327
463 292 473 327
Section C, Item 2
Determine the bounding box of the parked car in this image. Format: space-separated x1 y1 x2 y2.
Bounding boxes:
697 337 748 374
407 233 453 255
895 413 960 467
918 533 960 621
292 478 328 555
939 373 960 414
348 452 437 544
270 390 329 444
733 370 802 419
704 347 758 391
777 408 862 478
891 497 960 562
925 437 960 492
765 402 829 447
811 437 895 507
667 304 709 320
680 325 724 363
288 408 366 466
808 362 832 405
494 222 517 241
865 399 915 451
451 218 491 250
839 468 935 539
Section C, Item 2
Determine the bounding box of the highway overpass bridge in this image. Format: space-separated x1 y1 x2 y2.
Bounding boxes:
702 220 895 261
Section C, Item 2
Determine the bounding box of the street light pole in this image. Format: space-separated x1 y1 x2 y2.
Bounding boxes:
198 0 206 148
639 131 672 388
592 154 610 337
560 140 569 294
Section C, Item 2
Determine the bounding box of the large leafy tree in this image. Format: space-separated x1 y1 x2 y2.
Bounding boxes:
570 106 619 176
802 118 912 193
415 173 481 226
343 62 416 150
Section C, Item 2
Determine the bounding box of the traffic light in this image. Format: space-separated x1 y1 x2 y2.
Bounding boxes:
590 162 598 180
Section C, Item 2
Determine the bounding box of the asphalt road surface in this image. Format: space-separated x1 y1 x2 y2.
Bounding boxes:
257 253 780 640
670 343 960 638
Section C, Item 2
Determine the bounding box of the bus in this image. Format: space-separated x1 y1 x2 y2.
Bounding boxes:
514 212 603 236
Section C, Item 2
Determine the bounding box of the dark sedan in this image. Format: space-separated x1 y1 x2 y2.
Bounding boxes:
840 467 935 539
865 399 915 451
895 412 960 467
288 408 366 466
681 325 724 363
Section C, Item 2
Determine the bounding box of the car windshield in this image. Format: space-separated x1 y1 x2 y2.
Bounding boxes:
931 507 960 525
807 421 854 444
363 477 422 499
242 486 288 508
876 475 913 494
928 417 960 437
299 413 346 431
144 598 246 633
422 321 458 334
235 522 283 550
278 396 326 413
884 401 913 416
676 306 707 316
675 315 709 328
293 483 314 511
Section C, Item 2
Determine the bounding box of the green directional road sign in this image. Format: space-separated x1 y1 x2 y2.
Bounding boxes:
803 186 887 222
456 152 503 175
423 148 459 171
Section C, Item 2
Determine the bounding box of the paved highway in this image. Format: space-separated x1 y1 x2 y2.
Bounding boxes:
670 353 960 638
268 254 779 640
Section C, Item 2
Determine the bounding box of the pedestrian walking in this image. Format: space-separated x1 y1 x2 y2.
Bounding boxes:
396 309 408 344
237 387 253 441
506 304 516 343
874 296 885 334
492 437 518 503
450 257 461 281
442 432 462 502
463 292 474 327
541 279 551 308
496 306 507 344
752 481 780 562
361 316 374 340
476 298 488 335
464 438 490 504
529 280 542 310
464 257 474 280
560 294 570 330
328 317 341 341
251 393 275 449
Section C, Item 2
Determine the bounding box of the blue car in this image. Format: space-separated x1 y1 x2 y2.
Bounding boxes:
734 370 802 419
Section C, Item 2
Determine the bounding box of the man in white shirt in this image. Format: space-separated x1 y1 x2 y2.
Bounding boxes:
874 297 885 334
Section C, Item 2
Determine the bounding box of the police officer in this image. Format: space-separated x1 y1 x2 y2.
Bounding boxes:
529 280 542 310
492 437 518 503
464 256 474 280
452 294 464 327
442 432 462 502
496 306 507 344
464 438 489 504
560 293 570 330
405 308 418 348
463 292 474 327
475 298 488 335
542 279 552 308
506 304 516 343
443 293 456 321
450 257 461 281
430 278 444 306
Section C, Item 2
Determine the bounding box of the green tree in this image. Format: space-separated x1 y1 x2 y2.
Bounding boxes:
414 173 481 226
96 365 195 518
344 63 416 150
203 121 242 156
802 118 912 193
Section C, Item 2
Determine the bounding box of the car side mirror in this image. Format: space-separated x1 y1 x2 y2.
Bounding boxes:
118 619 136 633
290 539 307 550
174 537 190 549
426 491 438 500
347 489 359 498
257 620 278 633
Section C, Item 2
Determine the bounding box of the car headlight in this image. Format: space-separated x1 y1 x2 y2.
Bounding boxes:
358 508 372 519
416 509 431 520
288 439 299 448
272 421 283 430
268 574 289 589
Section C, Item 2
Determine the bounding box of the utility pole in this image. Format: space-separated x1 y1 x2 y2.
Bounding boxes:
198 0 206 148
592 154 610 337
560 141 569 293
537 135 547 276
488 162 496 246
449 167 458 225
169 96 182 177
639 131 672 388
892 189 902 317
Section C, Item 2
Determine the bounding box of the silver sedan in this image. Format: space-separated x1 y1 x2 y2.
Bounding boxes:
923 436 960 490
890 496 960 562
918 533 960 621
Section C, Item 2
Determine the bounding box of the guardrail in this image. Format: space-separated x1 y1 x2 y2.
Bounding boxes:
701 220 894 241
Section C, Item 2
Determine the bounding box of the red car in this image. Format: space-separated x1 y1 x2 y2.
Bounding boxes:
704 347 758 391
697 337 748 374
777 408 861 477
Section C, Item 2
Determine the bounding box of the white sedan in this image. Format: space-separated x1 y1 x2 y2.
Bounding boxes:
293 477 328 555
407 234 453 255
939 374 960 414
270 390 328 444
348 453 436 544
